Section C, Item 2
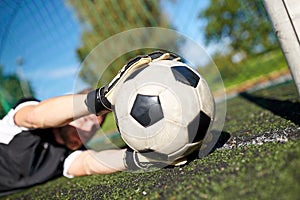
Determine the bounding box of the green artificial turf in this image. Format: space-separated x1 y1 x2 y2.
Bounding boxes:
2 81 300 200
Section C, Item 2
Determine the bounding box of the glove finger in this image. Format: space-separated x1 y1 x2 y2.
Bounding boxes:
102 50 181 108
104 56 151 104
148 50 181 61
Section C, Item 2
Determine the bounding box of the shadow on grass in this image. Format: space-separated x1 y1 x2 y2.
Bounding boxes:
183 131 231 164
239 92 300 126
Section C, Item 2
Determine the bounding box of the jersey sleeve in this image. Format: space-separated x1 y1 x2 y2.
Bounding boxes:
63 150 84 178
0 99 39 144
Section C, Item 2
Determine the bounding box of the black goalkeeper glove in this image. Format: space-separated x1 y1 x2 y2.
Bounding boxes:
85 51 180 115
123 149 188 171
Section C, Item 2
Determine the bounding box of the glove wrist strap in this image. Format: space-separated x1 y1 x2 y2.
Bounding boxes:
85 88 110 115
124 149 168 171
124 149 140 171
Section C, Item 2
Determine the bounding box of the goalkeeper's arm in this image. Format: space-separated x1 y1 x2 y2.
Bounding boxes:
14 51 179 129
14 94 92 129
65 148 187 177
66 149 128 176
65 148 161 176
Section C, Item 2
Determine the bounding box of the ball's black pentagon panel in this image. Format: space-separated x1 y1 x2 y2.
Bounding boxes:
130 94 164 127
187 111 211 143
171 66 200 88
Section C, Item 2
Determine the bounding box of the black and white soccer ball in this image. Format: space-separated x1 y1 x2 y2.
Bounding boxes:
113 59 215 161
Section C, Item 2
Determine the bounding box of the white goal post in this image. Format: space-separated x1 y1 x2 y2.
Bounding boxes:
263 0 300 97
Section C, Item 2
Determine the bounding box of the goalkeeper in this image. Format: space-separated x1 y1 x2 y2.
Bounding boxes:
0 51 182 195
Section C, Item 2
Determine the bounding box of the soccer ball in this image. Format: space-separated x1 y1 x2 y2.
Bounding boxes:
113 59 215 161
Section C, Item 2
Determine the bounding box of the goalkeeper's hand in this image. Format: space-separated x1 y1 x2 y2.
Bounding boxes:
84 51 180 115
123 148 188 171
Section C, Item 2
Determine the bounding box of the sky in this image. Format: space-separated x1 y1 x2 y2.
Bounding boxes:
0 0 210 100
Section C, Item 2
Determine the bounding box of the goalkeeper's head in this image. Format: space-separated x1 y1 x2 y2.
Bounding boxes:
53 114 104 150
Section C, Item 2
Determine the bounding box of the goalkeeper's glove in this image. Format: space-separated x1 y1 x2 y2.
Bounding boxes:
123 149 187 171
85 51 180 115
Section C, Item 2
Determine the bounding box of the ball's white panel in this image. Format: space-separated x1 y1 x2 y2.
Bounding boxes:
168 81 201 126
158 89 182 124
155 121 189 155
118 115 166 150
119 115 165 138
168 141 202 161
146 62 202 127
114 79 138 119
120 118 188 154
118 115 152 151
135 84 166 96
197 79 215 118
146 120 188 154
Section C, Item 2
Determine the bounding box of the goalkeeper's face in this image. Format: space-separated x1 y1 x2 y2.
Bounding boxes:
54 114 104 150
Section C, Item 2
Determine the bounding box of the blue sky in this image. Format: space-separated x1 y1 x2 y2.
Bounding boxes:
0 0 210 100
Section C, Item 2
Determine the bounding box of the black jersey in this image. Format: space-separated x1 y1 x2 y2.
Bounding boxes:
0 98 73 195
0 128 72 195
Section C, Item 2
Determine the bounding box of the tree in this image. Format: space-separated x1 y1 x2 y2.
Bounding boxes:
199 0 278 57
0 65 34 117
67 0 172 86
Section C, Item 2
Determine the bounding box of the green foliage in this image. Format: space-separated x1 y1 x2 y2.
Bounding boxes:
0 66 34 118
100 112 117 133
67 0 171 86
200 0 278 56
220 50 286 88
197 49 287 93
196 0 287 92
